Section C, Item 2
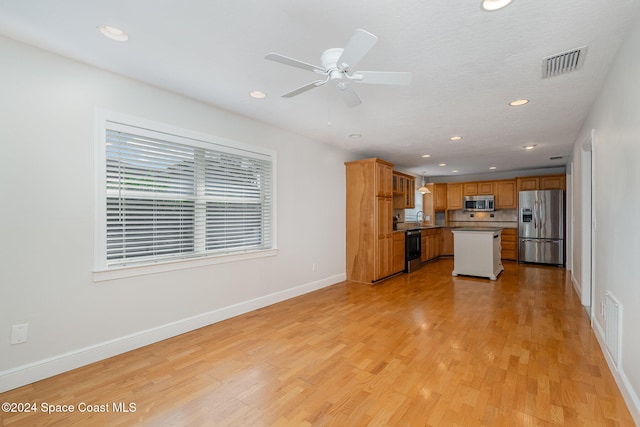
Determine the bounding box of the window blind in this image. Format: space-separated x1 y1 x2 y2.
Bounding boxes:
104 125 273 267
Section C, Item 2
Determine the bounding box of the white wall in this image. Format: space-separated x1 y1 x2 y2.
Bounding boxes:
0 36 357 391
571 11 640 423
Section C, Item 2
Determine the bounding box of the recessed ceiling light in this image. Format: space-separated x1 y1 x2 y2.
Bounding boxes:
449 136 463 141
98 25 128 42
509 99 529 106
452 170 459 173
422 154 431 158
523 144 537 150
348 133 362 139
481 0 514 11
439 163 446 167
249 90 267 99
489 166 497 170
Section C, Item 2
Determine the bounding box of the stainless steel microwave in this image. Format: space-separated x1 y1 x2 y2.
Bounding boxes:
463 195 495 212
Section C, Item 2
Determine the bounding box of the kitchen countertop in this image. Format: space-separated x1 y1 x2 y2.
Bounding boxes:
452 227 503 232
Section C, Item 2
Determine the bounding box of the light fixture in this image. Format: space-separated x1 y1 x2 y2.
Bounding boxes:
98 25 128 42
449 136 463 141
249 90 267 99
509 99 529 106
481 0 514 11
452 170 459 173
489 166 497 170
421 154 431 158
523 144 537 150
418 172 431 194
348 133 362 139
439 163 446 167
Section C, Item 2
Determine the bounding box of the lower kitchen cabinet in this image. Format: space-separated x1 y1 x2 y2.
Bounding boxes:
441 227 454 256
421 228 442 262
500 228 517 260
393 232 406 274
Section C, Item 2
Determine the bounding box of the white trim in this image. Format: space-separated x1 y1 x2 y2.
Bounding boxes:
0 273 346 393
93 108 278 273
93 248 278 282
593 317 640 425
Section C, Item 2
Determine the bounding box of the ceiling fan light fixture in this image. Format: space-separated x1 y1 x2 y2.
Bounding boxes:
481 0 514 11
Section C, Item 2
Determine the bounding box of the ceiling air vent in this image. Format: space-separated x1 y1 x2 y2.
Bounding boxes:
550 156 563 160
542 46 587 79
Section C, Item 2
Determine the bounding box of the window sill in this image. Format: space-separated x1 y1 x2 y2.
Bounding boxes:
93 249 278 282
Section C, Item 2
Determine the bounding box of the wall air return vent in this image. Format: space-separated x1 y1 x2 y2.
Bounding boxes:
542 46 587 79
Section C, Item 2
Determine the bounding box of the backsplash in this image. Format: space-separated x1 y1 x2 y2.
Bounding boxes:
448 209 517 228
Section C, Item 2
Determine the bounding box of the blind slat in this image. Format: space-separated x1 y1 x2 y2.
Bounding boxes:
105 125 273 267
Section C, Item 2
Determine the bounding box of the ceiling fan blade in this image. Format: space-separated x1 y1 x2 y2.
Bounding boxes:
352 71 413 85
265 52 325 74
337 29 378 71
338 83 362 108
281 80 327 98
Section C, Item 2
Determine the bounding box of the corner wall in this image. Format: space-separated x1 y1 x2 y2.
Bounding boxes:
571 11 640 423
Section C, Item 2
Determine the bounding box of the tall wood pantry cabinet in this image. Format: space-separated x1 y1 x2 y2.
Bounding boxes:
345 158 394 283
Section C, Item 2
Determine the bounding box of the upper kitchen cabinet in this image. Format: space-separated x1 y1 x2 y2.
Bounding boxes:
433 184 447 211
346 158 395 284
540 175 566 190
447 183 463 210
463 181 494 196
478 182 494 195
392 171 415 209
462 182 477 196
377 162 393 197
517 174 566 191
494 180 517 209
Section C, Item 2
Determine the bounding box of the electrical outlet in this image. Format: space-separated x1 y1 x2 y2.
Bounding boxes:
11 324 28 344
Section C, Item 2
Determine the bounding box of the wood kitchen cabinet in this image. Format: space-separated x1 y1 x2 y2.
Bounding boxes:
393 171 416 209
447 184 463 210
393 232 406 274
441 227 454 256
517 174 566 191
346 158 395 284
478 181 494 195
517 177 539 192
463 182 478 196
495 180 517 209
500 228 517 260
540 175 566 190
421 228 442 263
433 184 447 211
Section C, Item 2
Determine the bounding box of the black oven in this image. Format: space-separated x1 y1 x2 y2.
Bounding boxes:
405 229 422 272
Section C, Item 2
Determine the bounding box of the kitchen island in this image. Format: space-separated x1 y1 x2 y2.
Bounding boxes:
451 228 504 280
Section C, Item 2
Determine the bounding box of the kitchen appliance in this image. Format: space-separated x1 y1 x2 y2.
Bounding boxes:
405 229 422 272
463 195 495 212
518 189 564 265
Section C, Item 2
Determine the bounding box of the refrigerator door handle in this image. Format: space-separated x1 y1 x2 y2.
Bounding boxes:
533 201 537 228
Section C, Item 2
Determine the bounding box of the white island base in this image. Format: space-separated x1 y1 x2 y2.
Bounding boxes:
451 228 504 280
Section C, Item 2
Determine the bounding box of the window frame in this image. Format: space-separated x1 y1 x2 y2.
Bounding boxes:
93 110 277 282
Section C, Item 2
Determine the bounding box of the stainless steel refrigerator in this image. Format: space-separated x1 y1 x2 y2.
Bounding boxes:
518 189 564 265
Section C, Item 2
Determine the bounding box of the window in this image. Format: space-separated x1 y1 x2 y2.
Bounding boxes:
94 111 276 277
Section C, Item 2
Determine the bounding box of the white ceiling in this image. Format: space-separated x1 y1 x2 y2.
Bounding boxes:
1 0 639 177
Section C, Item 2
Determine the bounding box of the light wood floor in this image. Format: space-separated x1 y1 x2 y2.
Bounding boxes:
1 259 635 426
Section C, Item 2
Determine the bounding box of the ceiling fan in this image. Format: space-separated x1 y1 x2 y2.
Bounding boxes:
265 29 412 107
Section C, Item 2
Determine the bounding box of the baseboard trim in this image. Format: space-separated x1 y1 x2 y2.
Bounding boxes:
0 273 346 393
593 317 640 425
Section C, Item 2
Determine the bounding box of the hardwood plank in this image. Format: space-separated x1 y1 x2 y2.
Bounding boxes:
0 259 635 426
